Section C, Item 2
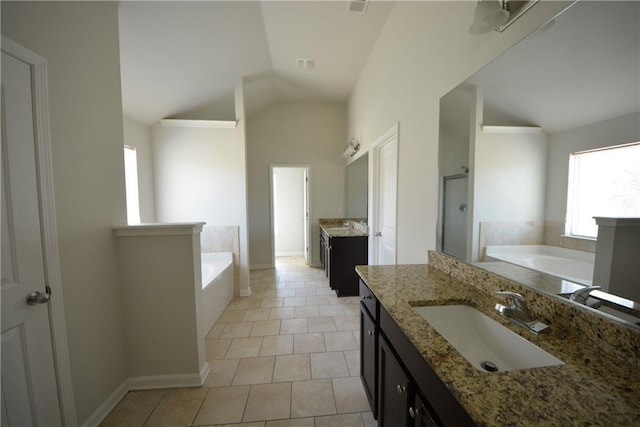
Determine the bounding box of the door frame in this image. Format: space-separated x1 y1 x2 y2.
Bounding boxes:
2 35 77 426
269 164 311 267
369 123 399 265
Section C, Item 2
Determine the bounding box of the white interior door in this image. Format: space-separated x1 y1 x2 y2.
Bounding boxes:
1 51 62 426
303 169 310 265
372 131 398 265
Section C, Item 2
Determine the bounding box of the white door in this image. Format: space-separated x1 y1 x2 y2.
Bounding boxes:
1 51 63 426
373 132 398 265
303 169 310 265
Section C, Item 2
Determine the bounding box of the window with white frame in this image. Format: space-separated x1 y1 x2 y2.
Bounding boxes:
566 142 640 238
123 146 141 224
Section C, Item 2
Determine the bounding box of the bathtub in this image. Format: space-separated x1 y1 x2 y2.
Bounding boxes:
200 252 234 336
485 245 595 285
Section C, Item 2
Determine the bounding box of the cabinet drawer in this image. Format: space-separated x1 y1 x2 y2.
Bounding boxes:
359 280 378 319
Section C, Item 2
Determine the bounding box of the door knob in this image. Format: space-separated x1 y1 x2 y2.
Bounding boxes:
26 286 51 305
375 232 382 237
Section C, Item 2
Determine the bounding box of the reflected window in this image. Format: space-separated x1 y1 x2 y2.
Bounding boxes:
124 145 141 224
566 142 640 238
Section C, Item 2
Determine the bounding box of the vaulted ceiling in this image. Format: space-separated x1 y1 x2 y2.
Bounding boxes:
118 1 395 125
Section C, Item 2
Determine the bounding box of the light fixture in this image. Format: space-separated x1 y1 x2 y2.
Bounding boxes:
469 0 510 35
469 0 541 35
343 138 361 158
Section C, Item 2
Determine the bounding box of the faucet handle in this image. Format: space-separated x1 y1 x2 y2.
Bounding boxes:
496 291 526 311
569 286 602 303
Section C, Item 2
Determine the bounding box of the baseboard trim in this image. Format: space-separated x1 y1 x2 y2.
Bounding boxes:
239 287 252 297
275 251 304 257
128 364 210 390
80 379 129 427
250 264 274 270
82 364 211 426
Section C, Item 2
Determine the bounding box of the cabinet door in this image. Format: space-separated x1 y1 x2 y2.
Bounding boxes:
410 393 439 427
360 303 377 417
379 335 410 427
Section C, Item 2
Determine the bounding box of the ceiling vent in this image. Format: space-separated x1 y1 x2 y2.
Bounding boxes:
348 0 368 14
296 59 315 71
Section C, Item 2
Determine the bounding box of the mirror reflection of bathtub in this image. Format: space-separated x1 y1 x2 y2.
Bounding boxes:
437 0 640 327
484 245 594 286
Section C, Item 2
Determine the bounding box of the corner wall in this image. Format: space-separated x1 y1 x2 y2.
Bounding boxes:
246 101 347 268
348 1 572 264
2 2 128 424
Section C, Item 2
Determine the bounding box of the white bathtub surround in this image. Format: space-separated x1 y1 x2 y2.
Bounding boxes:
479 221 597 261
543 221 597 253
485 245 595 286
593 217 640 302
113 222 209 390
201 225 244 296
200 252 234 336
479 221 544 259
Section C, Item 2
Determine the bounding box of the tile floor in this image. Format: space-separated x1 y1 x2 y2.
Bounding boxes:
101 257 375 427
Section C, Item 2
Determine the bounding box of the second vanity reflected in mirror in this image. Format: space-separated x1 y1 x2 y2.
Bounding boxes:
437 1 640 327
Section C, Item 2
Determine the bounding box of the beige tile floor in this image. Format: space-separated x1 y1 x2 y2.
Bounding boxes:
101 257 376 427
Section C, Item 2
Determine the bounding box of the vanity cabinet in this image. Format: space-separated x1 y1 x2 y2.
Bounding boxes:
320 229 328 277
359 279 476 427
360 281 378 417
326 234 367 296
379 334 412 427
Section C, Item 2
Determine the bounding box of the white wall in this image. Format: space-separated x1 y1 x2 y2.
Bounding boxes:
123 116 156 222
273 167 305 256
151 123 250 294
348 1 571 264
475 130 548 223
545 112 640 222
1 2 128 424
247 101 347 268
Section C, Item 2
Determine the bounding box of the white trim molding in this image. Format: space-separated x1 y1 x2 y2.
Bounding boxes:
128 362 211 391
79 380 129 427
250 264 274 270
160 119 237 129
2 35 78 426
481 125 543 134
112 222 205 237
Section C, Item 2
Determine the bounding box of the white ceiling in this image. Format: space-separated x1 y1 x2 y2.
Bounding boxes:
442 0 639 135
118 1 395 125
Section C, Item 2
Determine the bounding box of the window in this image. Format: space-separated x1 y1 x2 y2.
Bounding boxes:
566 142 640 238
123 146 141 224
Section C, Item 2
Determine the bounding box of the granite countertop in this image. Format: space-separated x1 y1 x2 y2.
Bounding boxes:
319 219 368 237
355 262 640 426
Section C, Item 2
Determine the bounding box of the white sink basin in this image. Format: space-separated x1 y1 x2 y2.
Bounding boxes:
413 305 564 372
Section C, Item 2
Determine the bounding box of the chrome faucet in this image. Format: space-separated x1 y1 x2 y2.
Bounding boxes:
495 291 549 334
569 286 602 308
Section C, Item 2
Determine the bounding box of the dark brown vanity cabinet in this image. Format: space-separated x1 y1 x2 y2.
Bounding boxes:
360 281 378 417
359 279 475 427
322 232 367 296
378 334 411 427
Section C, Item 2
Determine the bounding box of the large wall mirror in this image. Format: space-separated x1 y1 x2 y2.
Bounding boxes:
438 0 639 326
346 153 368 219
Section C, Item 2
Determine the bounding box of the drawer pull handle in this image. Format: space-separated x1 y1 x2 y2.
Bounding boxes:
362 295 372 300
367 330 374 336
396 385 406 394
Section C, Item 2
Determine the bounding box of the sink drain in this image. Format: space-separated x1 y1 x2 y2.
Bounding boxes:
481 361 499 372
